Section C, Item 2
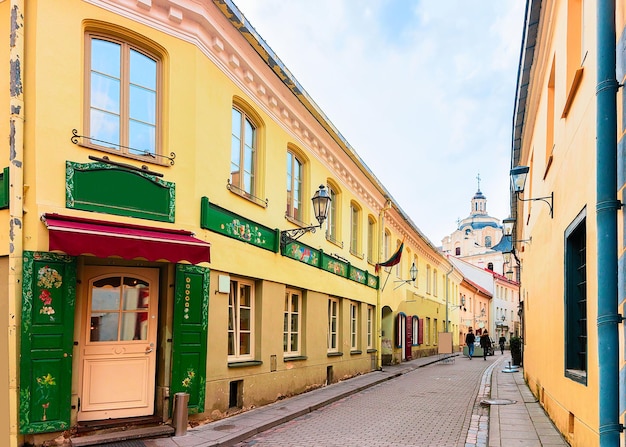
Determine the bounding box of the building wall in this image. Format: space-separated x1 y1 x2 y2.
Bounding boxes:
513 0 600 445
0 1 452 445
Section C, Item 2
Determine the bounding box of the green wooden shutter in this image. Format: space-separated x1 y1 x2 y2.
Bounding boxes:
170 264 209 414
20 251 76 434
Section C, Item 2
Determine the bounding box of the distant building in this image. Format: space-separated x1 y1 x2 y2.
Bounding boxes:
441 181 509 276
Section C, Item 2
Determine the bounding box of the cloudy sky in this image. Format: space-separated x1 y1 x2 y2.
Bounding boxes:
233 0 527 246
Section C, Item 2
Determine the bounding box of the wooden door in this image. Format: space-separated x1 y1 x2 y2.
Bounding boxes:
78 266 159 421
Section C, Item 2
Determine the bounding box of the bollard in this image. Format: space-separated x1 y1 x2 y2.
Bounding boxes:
173 392 189 436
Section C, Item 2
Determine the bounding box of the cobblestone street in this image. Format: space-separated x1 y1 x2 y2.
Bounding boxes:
233 356 491 447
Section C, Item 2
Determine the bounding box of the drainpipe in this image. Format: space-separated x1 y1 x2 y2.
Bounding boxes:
9 1 25 446
596 1 623 445
375 199 391 371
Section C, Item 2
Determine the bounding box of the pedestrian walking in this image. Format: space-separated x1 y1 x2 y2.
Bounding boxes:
499 335 506 354
465 328 475 359
480 330 491 361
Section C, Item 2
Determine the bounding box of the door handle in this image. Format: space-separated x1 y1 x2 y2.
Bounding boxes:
145 347 153 354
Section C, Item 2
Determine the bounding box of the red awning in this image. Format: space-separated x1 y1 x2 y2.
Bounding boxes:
42 213 210 264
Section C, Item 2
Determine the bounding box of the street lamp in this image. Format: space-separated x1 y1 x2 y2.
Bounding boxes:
502 216 532 245
280 185 331 248
394 262 418 290
510 166 554 218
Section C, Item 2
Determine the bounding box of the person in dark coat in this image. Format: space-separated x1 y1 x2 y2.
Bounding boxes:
465 327 476 359
480 330 492 361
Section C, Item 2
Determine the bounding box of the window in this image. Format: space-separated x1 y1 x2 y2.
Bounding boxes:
565 211 587 382
86 34 160 157
426 265 431 294
433 269 438 296
228 279 254 360
411 316 419 345
367 216 376 263
349 202 361 256
383 230 390 259
89 275 151 342
326 183 340 244
424 318 431 344
367 305 374 350
455 246 461 256
286 151 303 221
350 302 359 351
231 106 257 196
327 297 339 353
485 236 492 248
487 262 494 271
284 289 302 356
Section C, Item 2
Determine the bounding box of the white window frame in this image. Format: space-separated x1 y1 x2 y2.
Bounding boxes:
286 151 303 221
228 278 254 361
231 105 257 196
284 289 302 356
350 302 359 351
86 34 161 159
328 297 339 352
367 305 374 349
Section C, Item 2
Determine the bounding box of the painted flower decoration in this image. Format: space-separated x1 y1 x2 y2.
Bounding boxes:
181 369 195 389
39 290 52 305
37 266 63 289
37 373 56 388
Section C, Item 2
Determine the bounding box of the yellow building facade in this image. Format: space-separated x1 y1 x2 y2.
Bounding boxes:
0 1 458 446
511 0 625 446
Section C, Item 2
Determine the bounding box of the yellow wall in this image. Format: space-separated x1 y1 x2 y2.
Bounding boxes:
514 1 599 445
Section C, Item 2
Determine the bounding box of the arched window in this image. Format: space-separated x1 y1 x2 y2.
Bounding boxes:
286 149 304 221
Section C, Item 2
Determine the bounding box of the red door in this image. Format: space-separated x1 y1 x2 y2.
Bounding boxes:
405 316 413 360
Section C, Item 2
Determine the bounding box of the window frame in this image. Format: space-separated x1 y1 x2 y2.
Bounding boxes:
325 182 341 245
349 202 362 258
284 289 302 357
367 216 376 264
411 316 419 346
327 297 340 353
228 278 255 361
84 31 163 163
286 150 304 222
564 208 587 383
230 104 259 198
349 301 359 351
367 305 374 350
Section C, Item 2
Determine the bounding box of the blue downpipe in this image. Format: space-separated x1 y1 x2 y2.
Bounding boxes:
596 1 621 445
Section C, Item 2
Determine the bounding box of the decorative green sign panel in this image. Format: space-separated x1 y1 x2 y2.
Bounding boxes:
367 274 379 289
282 242 378 288
0 167 8 209
170 264 209 414
283 240 320 266
200 197 279 252
349 265 367 285
20 251 76 434
321 252 348 277
66 161 175 222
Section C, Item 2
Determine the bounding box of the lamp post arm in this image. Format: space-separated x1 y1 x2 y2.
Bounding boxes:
515 191 553 218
